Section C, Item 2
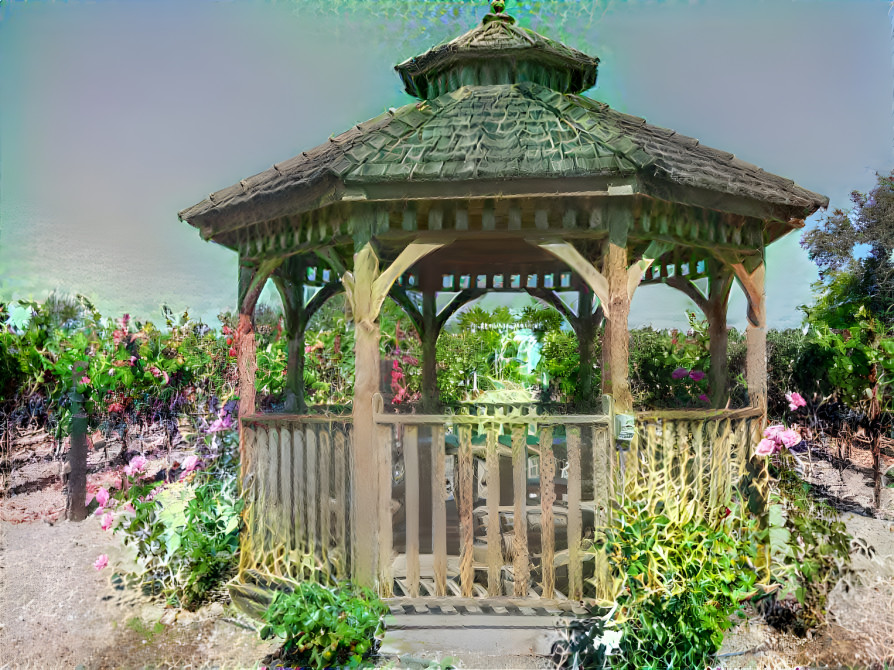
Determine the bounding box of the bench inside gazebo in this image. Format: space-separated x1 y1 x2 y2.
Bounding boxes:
178 2 827 611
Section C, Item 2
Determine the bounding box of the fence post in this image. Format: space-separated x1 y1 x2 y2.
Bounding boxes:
66 360 89 521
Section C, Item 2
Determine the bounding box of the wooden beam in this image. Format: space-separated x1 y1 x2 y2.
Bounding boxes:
236 257 283 421
536 241 611 317
731 259 767 412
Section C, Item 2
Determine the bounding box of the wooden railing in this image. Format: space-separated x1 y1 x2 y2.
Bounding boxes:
239 414 353 582
630 406 766 522
372 394 615 602
234 403 767 606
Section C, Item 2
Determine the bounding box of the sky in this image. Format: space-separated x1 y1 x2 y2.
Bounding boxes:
1 0 892 330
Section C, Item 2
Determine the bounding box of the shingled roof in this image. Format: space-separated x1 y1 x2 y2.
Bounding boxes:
179 8 828 240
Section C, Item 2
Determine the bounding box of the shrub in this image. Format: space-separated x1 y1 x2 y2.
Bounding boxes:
260 581 388 669
113 431 243 609
763 455 855 635
585 500 759 669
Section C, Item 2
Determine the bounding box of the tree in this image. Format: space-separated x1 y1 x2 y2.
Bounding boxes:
801 171 894 326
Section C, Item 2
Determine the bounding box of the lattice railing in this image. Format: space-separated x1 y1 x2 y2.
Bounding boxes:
239 415 353 583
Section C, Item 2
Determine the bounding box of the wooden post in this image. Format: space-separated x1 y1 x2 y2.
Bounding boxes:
344 237 446 588
65 361 89 522
274 266 307 414
421 271 439 413
237 258 282 421
603 241 633 412
731 259 767 411
665 261 733 408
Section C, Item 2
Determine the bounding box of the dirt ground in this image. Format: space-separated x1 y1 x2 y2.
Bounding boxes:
1 426 893 669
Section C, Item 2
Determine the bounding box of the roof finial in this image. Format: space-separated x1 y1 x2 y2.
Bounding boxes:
490 0 506 14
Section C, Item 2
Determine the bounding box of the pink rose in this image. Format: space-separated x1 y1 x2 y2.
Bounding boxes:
778 428 802 449
764 425 785 440
786 391 807 412
80 376 91 386
181 455 201 473
94 554 109 571
124 455 148 478
100 512 114 531
755 438 778 456
95 487 110 508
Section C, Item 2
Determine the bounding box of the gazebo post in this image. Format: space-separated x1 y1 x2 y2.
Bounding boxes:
273 261 308 414
731 258 767 412
236 258 282 421
527 285 603 411
602 240 634 413
345 235 447 589
420 270 439 413
666 260 734 408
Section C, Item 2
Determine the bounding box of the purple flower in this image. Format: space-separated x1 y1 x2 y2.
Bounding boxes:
698 393 710 403
671 367 689 380
689 370 706 382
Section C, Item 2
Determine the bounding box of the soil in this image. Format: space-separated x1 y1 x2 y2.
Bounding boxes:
1 426 893 669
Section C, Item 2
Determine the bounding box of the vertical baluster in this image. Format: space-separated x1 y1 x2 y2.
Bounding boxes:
294 424 306 554
511 423 529 597
258 426 272 560
319 427 332 575
405 424 420 598
539 425 556 599
432 423 448 597
306 425 318 571
486 424 501 596
593 424 610 527
567 426 583 600
280 426 294 564
241 424 259 572
693 420 706 506
377 420 394 597
334 428 347 579
458 423 474 597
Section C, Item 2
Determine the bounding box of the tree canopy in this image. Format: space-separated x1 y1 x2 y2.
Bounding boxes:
801 171 894 326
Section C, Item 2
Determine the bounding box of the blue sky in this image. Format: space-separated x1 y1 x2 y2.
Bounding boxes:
1 0 891 329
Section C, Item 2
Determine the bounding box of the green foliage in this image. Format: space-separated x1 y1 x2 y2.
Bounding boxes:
588 500 759 669
801 170 894 326
807 309 894 408
115 433 243 610
766 455 854 634
260 582 388 669
628 313 712 408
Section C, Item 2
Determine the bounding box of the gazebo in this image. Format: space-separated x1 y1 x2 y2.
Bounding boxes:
179 2 827 608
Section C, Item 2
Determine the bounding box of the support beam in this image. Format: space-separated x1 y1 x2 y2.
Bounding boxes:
273 258 343 413
603 242 633 412
665 261 733 408
527 286 604 411
731 260 767 412
344 239 445 589
237 257 283 421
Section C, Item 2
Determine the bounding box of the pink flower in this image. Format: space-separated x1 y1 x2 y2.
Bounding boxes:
755 438 778 456
229 347 237 357
124 455 148 478
763 425 785 440
786 391 807 412
181 455 201 473
671 367 689 380
778 428 802 449
123 502 136 514
129 356 136 366
100 512 114 531
698 393 710 403
95 487 110 508
80 376 91 385
112 329 126 346
108 402 125 414
689 370 706 382
94 554 109 571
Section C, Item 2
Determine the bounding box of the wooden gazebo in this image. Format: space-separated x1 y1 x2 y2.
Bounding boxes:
179 2 827 608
